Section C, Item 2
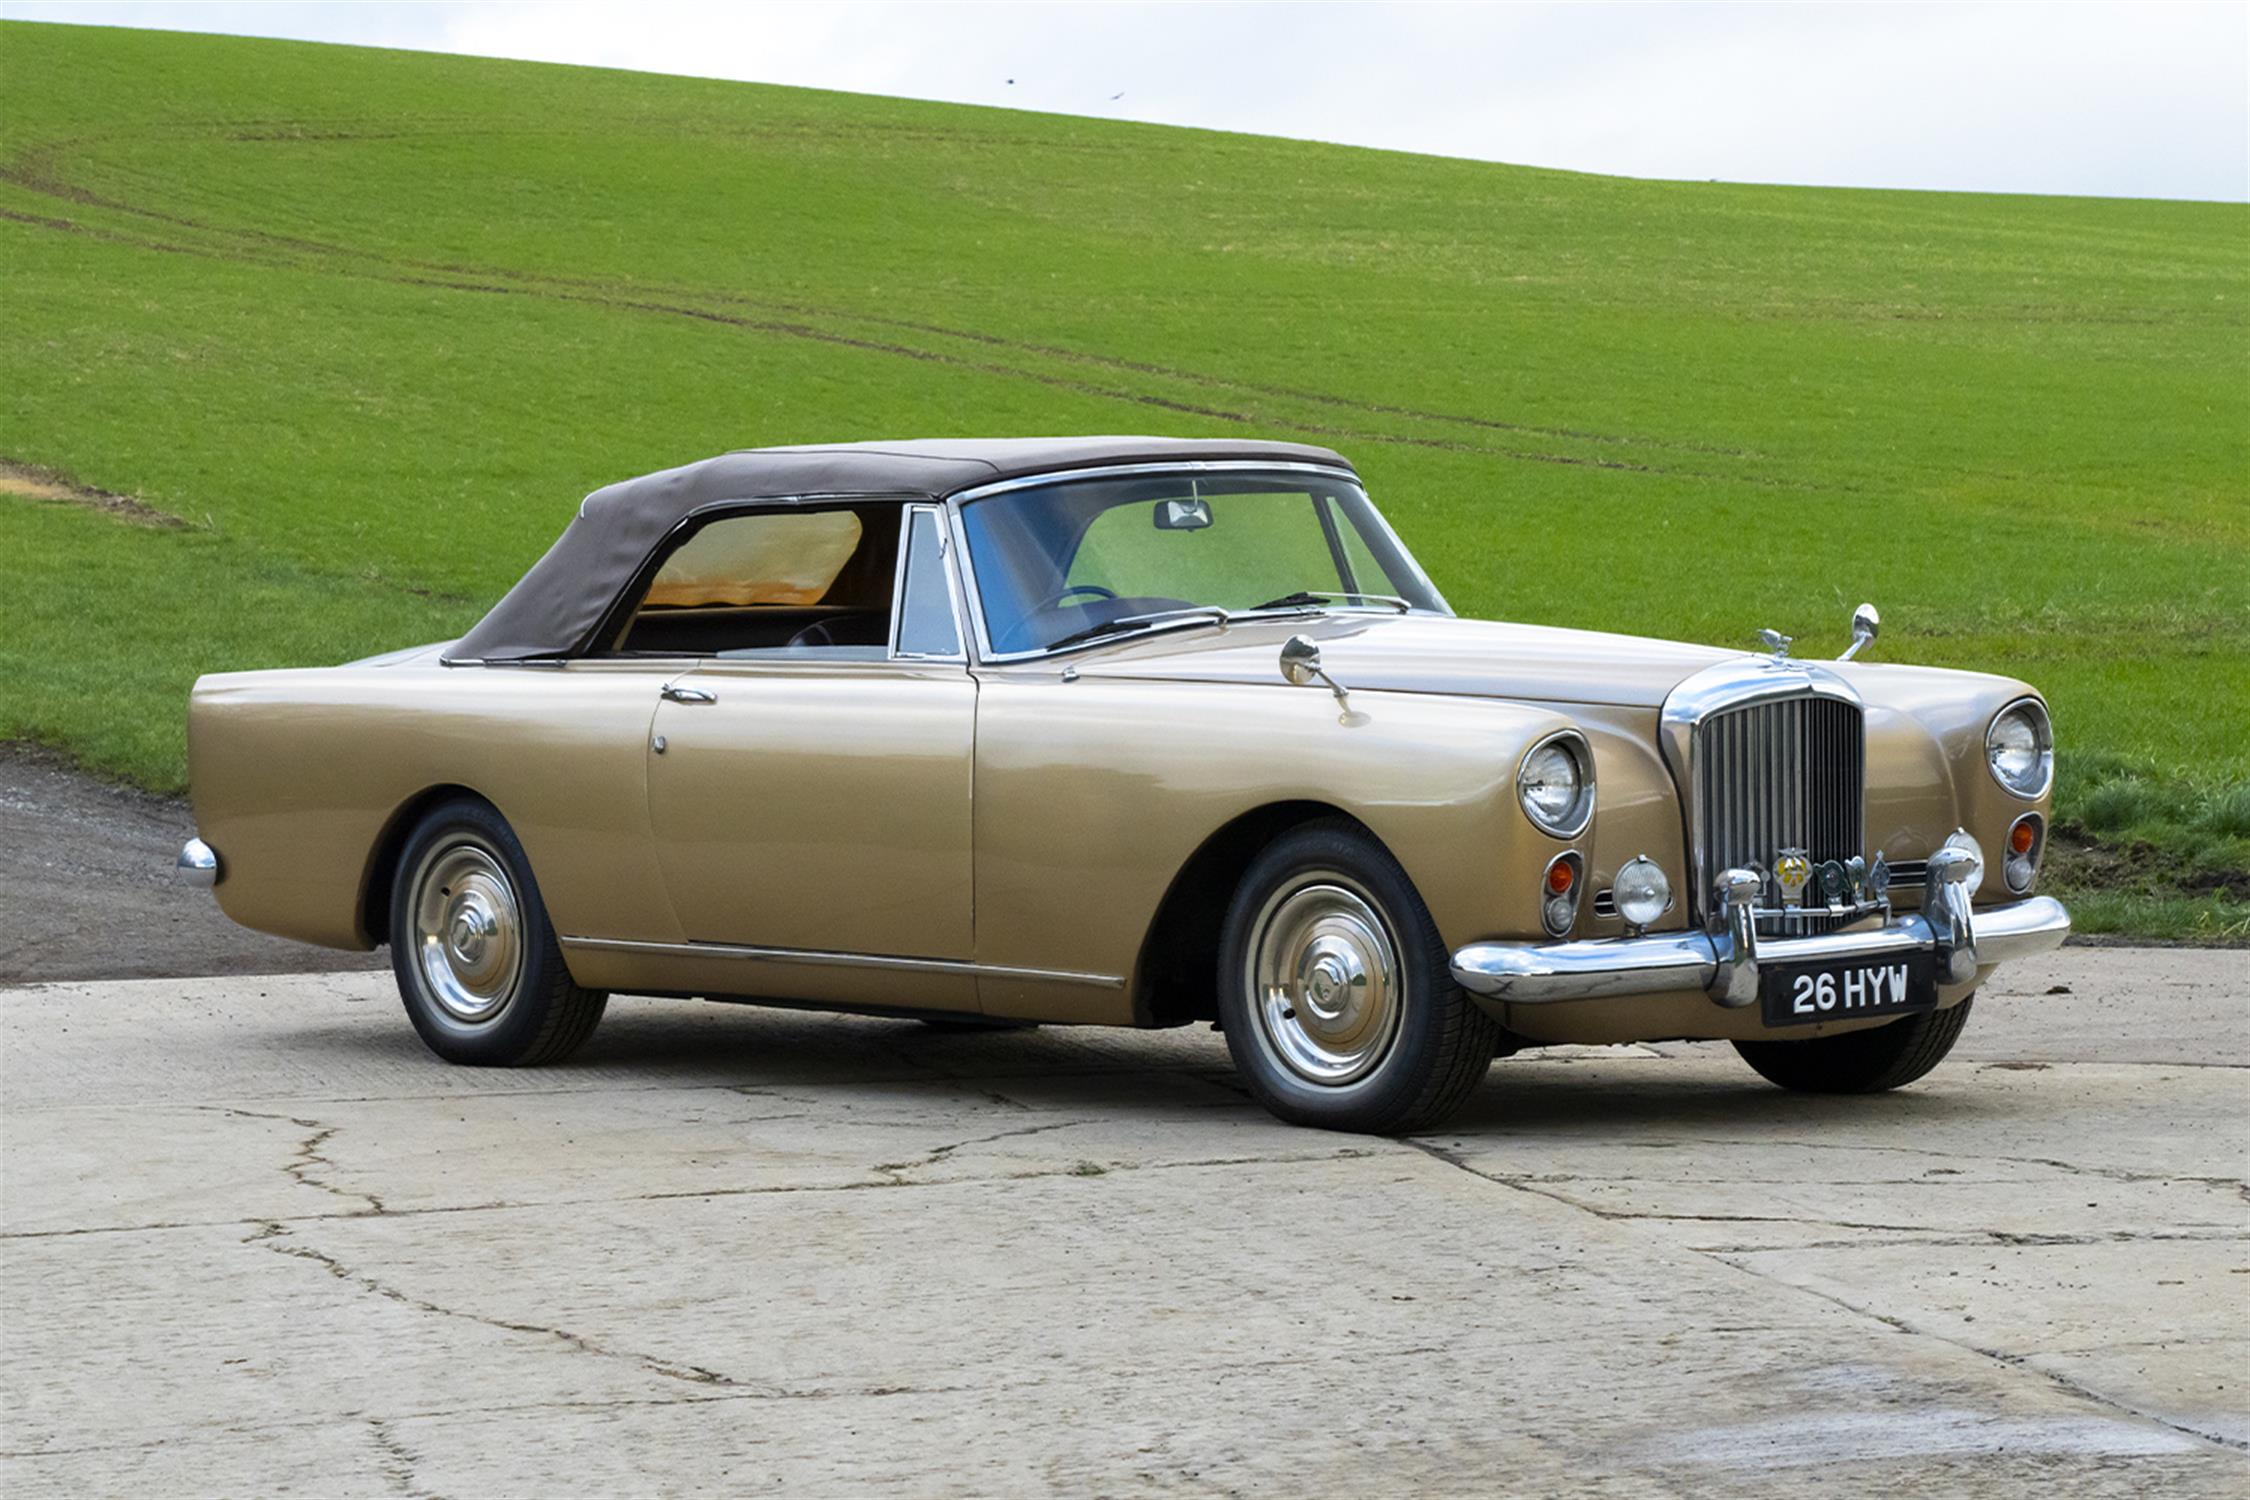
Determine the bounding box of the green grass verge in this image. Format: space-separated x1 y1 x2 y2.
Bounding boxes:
2 20 2244 936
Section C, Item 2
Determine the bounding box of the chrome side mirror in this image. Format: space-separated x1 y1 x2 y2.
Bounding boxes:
1280 635 1349 710
1838 601 1880 661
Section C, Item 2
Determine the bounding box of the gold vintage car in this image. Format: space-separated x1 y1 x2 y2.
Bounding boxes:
181 438 2070 1132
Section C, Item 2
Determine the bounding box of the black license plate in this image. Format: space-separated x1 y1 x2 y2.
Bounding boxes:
1760 951 1937 1027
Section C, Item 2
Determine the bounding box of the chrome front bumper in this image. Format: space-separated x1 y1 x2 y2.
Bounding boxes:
1452 855 2070 1006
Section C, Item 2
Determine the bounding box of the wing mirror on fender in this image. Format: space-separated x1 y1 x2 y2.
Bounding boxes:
1280 635 1351 713
1838 602 1880 661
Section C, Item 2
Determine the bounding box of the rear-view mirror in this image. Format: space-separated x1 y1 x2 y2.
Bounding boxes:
1154 497 1212 531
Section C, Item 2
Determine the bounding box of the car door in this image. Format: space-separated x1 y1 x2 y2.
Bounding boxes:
643 504 976 963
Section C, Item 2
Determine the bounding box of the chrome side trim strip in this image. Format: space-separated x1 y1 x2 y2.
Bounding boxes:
558 935 1126 989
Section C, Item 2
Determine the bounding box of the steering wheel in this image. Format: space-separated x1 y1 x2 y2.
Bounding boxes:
1028 583 1118 615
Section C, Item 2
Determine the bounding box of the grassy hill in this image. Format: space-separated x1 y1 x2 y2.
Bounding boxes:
3 20 2245 938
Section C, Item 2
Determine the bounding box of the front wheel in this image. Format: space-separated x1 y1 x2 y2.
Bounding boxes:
388 798 608 1066
1733 995 1974 1093
1217 819 1496 1133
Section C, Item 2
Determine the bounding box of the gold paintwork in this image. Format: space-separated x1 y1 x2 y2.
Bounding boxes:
187 500 2056 1051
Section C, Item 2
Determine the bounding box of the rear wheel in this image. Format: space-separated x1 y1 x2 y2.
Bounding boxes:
1733 995 1974 1093
1217 819 1496 1133
388 798 607 1066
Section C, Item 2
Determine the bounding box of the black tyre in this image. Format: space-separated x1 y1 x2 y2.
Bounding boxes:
1733 995 1974 1094
387 797 608 1066
1217 818 1496 1133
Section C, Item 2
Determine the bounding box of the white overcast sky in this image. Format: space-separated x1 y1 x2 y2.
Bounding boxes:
6 1 2246 200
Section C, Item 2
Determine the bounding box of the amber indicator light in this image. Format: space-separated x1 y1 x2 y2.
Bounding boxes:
2010 821 2037 856
1547 860 1576 895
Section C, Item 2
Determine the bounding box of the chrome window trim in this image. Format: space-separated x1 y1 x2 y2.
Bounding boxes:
942 461 1441 667
1518 729 1597 839
1984 694 2055 800
947 458 1359 506
559 935 1124 989
887 504 970 663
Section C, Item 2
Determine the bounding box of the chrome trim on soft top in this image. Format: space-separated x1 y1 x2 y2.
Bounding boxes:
559 935 1125 989
946 457 1358 506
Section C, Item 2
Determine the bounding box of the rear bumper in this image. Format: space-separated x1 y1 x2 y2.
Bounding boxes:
1452 894 2070 1006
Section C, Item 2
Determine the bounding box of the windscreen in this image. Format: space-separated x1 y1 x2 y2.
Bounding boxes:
959 471 1444 654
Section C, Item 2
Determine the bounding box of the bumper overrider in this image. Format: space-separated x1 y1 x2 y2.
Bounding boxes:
1451 847 2070 1006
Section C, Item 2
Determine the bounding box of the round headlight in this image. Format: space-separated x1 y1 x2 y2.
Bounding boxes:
1518 733 1594 838
1613 856 1672 929
1942 829 1986 897
1986 698 2053 798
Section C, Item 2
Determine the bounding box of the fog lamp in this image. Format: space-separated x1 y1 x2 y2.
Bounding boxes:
1613 856 1671 929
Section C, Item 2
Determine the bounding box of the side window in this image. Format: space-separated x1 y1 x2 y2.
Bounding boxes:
894 509 962 658
614 505 900 657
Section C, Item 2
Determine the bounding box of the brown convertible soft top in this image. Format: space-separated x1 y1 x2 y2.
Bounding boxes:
449 436 1354 661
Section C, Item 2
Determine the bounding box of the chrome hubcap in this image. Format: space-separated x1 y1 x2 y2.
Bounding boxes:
411 841 524 1025
1247 873 1403 1086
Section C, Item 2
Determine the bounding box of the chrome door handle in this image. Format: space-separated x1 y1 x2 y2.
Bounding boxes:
661 685 717 704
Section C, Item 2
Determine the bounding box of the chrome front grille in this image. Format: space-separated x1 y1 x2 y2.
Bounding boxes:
1693 695 1866 935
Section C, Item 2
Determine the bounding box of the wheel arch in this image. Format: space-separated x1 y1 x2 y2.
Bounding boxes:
357 783 494 946
1132 799 1382 1028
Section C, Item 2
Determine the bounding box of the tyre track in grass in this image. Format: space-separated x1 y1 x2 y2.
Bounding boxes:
1 128 1831 487
5 188 1856 494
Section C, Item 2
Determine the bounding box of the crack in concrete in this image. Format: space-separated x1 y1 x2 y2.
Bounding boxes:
1706 1254 2250 1454
201 1106 387 1215
1397 1138 2248 1456
1444 1177 2246 1245
0 1334 1520 1465
240 1221 768 1393
365 1416 444 1500
1538 1134 2248 1195
1694 1228 2247 1254
6 1148 1369 1242
873 1118 1099 1176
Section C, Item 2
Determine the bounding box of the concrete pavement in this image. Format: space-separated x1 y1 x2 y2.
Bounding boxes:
3 947 2245 1495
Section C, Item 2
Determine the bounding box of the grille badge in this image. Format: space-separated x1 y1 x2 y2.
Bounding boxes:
1775 850 1812 905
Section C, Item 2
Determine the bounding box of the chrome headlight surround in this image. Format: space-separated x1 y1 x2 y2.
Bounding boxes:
1517 730 1595 839
1985 696 2054 800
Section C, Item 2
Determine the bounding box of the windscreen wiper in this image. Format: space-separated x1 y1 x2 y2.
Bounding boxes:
1043 607 1234 653
1248 590 1415 613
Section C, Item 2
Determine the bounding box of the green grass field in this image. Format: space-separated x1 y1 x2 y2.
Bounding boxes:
4 21 2245 938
